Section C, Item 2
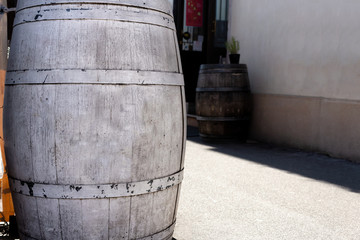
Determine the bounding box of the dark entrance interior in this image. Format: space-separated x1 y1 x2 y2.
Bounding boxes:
6 0 17 41
173 0 229 106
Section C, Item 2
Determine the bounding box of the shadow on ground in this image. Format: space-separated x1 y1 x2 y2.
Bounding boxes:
187 126 360 193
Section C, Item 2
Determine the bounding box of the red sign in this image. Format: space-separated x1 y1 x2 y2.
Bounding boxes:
186 0 203 27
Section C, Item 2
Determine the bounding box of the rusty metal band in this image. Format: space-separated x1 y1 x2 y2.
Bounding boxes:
6 69 184 86
16 0 173 16
9 169 184 199
200 63 247 70
13 3 175 29
197 116 250 122
196 87 250 92
199 133 238 139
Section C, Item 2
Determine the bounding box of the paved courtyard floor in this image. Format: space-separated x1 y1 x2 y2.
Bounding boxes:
173 127 360 240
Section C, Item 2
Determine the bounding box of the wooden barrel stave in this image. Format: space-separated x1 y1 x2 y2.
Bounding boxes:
196 91 251 117
8 18 178 72
5 85 183 184
12 187 179 239
197 119 250 139
4 1 184 239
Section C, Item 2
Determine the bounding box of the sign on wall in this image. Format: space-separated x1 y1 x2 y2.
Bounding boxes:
186 0 203 27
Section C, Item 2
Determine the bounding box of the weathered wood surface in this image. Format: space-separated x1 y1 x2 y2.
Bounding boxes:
196 64 251 139
4 1 185 239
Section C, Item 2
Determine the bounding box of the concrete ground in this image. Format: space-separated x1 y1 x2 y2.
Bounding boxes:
173 127 360 240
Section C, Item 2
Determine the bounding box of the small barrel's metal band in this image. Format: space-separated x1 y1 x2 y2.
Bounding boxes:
196 116 250 122
9 169 184 199
13 3 174 29
196 87 250 92
6 69 184 86
200 64 247 70
199 69 248 74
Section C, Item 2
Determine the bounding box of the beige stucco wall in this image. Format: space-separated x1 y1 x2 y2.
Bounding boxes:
229 0 360 162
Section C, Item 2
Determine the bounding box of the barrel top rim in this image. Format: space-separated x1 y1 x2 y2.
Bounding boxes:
16 0 173 16
200 64 248 70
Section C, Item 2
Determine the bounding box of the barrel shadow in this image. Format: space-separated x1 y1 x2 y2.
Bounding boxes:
187 126 360 193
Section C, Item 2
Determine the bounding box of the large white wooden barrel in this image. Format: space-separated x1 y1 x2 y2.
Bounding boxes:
4 1 185 239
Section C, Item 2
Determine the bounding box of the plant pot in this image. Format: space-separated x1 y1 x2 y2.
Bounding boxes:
229 54 240 64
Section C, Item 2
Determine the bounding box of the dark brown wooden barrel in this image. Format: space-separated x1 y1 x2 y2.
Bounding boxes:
196 64 251 139
4 1 185 239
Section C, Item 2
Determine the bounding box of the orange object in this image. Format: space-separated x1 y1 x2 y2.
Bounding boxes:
1 70 15 223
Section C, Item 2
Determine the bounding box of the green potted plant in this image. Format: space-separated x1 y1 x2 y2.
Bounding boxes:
225 37 240 64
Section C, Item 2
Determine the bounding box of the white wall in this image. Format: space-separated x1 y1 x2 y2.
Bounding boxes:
230 0 360 101
229 0 360 162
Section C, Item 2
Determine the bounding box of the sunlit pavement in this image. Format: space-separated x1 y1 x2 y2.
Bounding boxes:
173 127 360 240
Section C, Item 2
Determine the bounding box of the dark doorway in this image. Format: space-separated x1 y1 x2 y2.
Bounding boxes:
6 0 17 42
173 0 229 105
